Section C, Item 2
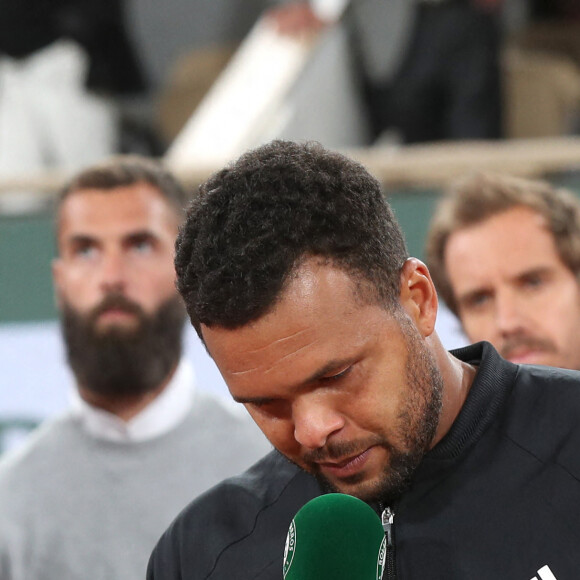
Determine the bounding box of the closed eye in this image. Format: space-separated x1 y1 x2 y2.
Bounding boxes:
246 398 275 409
319 366 352 383
245 398 291 420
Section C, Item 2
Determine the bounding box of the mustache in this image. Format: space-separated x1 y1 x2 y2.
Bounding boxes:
303 437 385 464
500 334 557 359
88 293 145 324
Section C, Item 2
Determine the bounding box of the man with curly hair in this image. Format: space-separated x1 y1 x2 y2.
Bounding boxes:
149 141 580 580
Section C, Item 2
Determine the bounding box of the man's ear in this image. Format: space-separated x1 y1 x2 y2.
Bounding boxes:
398 258 438 338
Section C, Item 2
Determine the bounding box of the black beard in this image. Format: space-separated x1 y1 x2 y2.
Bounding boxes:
61 293 186 398
374 324 443 506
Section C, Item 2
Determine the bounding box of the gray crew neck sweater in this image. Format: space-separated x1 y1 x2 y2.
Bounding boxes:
0 390 271 580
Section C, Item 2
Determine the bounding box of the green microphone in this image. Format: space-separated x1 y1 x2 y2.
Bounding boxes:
283 494 386 579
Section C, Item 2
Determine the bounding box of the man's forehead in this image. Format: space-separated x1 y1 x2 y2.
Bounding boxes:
447 208 557 265
461 206 549 241
202 321 318 376
201 261 400 377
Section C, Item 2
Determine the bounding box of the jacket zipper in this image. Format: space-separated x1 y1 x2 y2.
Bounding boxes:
381 506 397 579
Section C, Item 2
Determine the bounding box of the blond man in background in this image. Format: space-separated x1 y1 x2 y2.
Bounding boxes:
427 172 580 370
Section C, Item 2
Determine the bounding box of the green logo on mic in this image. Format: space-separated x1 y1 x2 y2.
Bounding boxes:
376 536 386 579
283 519 297 578
282 494 386 579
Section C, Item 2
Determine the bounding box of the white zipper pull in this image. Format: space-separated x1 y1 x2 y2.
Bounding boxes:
380 506 397 579
381 506 395 547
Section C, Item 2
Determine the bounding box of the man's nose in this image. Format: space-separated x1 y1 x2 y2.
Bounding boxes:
292 396 345 450
495 291 526 336
99 251 128 292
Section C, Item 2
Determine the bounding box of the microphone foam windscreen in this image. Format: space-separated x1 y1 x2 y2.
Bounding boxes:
283 493 386 580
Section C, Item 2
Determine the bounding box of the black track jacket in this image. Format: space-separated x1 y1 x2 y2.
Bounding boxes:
148 342 580 579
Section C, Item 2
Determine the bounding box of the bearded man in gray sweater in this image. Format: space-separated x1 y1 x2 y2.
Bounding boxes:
0 156 271 580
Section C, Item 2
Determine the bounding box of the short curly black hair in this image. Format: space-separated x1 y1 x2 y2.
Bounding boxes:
175 140 409 337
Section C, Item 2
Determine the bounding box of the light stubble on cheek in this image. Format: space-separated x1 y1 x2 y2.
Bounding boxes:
310 328 442 503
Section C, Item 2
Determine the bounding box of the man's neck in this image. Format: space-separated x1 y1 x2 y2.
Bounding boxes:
429 335 476 449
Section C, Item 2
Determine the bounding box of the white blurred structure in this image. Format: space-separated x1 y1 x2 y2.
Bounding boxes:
165 10 369 170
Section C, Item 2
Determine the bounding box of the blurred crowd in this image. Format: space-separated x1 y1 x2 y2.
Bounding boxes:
1 0 579 183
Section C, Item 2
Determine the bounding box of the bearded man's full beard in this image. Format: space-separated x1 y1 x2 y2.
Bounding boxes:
61 293 186 398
